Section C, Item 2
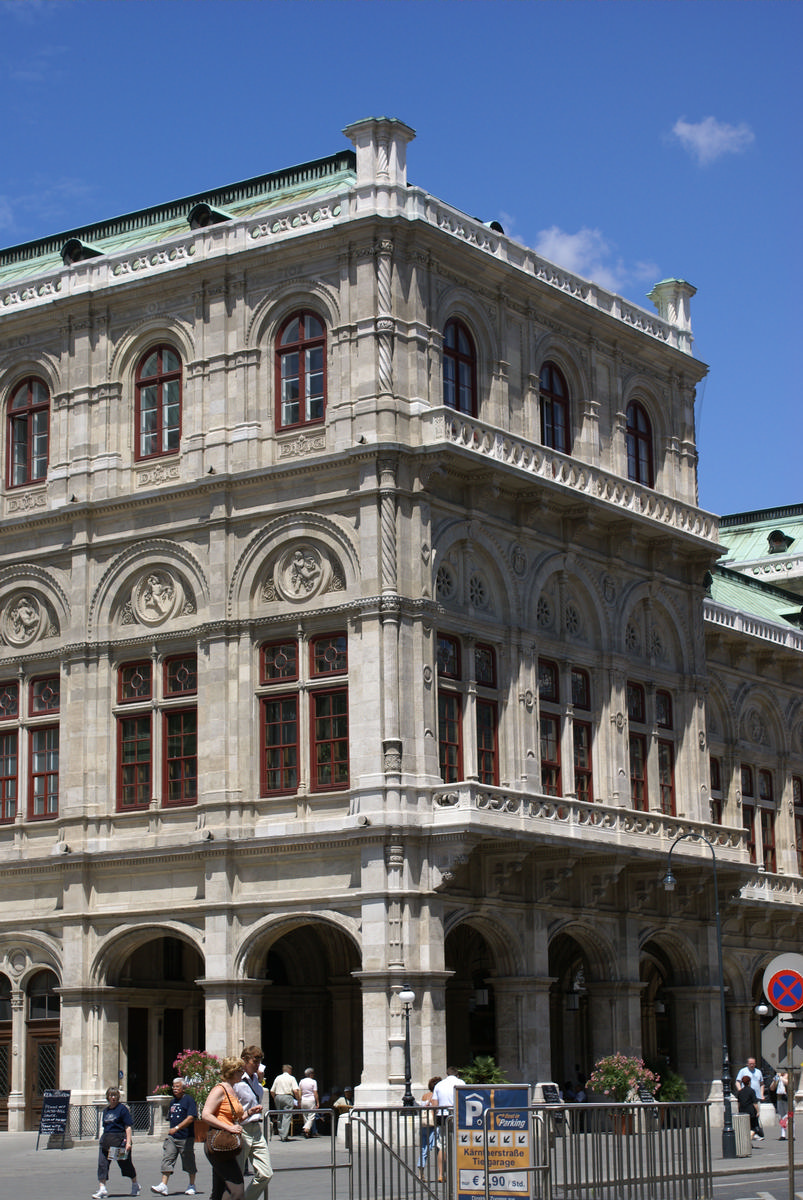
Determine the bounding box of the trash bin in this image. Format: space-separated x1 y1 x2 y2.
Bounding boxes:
734 1113 752 1157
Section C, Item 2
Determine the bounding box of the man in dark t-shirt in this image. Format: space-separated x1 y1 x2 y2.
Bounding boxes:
736 1074 762 1142
150 1078 198 1195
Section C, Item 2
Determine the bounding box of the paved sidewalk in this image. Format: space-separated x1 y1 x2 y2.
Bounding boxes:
0 1130 350 1200
1 1125 799 1197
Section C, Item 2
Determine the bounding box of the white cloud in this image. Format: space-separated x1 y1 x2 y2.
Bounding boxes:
671 116 755 166
531 225 658 296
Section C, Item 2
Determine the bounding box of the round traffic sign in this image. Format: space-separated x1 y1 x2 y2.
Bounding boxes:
763 954 803 1013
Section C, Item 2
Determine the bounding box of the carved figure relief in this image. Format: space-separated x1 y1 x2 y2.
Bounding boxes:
127 568 191 626
264 543 344 604
2 593 45 645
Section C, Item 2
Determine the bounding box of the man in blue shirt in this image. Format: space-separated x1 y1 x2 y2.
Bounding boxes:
234 1046 273 1199
150 1078 198 1195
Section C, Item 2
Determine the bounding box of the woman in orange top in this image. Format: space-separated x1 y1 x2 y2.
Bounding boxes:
202 1057 246 1200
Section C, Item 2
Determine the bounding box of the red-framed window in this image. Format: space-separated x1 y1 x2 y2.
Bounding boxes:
135 346 182 461
443 319 477 416
476 699 498 787
115 654 197 810
571 668 593 802
741 777 757 863
626 400 654 487
538 659 561 796
658 740 676 816
539 361 570 454
276 312 326 430
574 722 593 803
540 714 561 797
0 728 17 822
0 676 60 822
163 708 197 806
760 807 776 873
259 633 348 795
630 733 648 811
710 755 723 824
437 634 463 783
260 640 300 796
794 777 803 875
436 636 499 786
627 681 648 810
29 676 59 820
7 377 49 488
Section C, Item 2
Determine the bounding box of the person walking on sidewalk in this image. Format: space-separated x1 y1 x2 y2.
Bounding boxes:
270 1063 299 1141
233 1045 273 1198
93 1085 142 1198
299 1068 320 1137
151 1078 198 1195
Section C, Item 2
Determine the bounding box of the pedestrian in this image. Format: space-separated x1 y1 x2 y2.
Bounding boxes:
151 1077 198 1195
202 1057 246 1200
416 1076 441 1179
93 1085 141 1198
432 1066 466 1181
270 1063 300 1141
739 1058 765 1138
770 1068 789 1140
299 1067 319 1137
233 1045 273 1198
736 1073 762 1143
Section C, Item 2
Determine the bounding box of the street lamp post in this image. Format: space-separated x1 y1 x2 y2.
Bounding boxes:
662 831 736 1159
399 985 416 1109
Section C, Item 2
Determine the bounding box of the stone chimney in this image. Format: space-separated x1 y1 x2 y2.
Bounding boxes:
343 117 416 211
648 279 697 352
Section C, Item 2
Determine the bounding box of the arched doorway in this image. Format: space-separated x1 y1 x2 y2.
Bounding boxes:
640 941 677 1074
444 925 497 1069
111 935 204 1100
548 935 591 1089
0 973 10 1129
256 922 362 1095
26 969 60 1129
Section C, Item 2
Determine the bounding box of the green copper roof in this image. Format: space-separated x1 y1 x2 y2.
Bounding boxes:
709 565 803 626
718 503 803 563
0 150 356 288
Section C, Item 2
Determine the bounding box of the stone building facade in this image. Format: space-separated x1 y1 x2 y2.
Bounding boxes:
0 116 801 1130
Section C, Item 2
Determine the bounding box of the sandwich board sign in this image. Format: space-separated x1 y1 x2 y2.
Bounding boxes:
455 1084 531 1200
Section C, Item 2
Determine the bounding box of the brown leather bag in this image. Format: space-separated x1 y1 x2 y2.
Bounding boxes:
205 1087 242 1157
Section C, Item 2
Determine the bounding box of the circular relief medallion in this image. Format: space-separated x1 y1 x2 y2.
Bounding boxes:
435 563 456 602
3 594 44 646
133 570 184 626
275 546 330 602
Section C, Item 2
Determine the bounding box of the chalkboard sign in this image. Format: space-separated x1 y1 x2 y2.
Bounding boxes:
638 1087 659 1117
36 1089 71 1150
541 1084 561 1105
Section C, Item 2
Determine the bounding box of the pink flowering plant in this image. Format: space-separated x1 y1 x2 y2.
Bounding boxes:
150 1082 172 1096
588 1054 659 1102
173 1048 223 1109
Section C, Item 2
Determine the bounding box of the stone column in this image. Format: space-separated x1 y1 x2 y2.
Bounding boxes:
493 977 546 1083
7 986 24 1131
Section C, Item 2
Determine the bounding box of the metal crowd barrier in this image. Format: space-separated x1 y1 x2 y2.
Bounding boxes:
344 1101 712 1200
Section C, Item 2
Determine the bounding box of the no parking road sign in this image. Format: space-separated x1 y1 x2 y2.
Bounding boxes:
763 953 803 1013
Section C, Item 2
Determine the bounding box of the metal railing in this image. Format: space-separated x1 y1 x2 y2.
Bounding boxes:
344 1101 712 1200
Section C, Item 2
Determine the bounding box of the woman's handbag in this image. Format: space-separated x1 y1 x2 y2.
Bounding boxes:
205 1087 242 1157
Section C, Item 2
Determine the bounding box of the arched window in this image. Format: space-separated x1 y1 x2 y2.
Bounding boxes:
442 319 477 416
539 362 570 453
28 969 60 1021
135 346 182 461
626 401 654 487
7 377 49 488
276 311 326 430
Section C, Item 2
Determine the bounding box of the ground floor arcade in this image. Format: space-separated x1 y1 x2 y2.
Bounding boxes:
0 840 780 1130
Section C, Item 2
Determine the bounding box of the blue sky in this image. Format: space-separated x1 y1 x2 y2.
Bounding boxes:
1 0 799 518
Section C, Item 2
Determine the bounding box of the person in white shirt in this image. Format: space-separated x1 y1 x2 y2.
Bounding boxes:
299 1067 320 1137
432 1067 466 1181
270 1064 300 1141
233 1047 273 1199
